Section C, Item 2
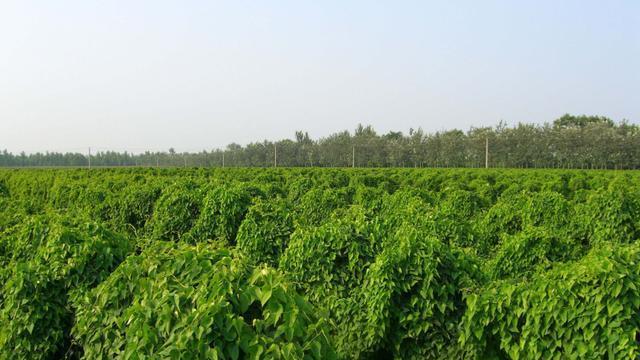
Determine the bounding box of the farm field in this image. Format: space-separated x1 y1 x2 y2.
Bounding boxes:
0 168 639 359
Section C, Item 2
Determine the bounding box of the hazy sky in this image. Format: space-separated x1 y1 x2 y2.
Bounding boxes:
1 1 639 153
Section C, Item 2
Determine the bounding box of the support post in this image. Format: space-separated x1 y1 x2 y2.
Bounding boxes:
485 137 489 168
352 145 355 168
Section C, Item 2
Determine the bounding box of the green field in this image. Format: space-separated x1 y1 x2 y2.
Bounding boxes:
0 168 639 359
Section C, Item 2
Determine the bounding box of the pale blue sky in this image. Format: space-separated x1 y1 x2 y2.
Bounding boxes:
1 1 638 153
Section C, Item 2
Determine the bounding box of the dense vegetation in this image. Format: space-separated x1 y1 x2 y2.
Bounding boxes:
1 167 639 358
2 114 639 169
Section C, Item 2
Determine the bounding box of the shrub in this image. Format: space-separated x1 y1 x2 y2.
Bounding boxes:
485 226 578 280
280 206 375 304
429 189 483 248
461 243 640 359
190 184 253 244
148 181 201 241
111 183 162 233
237 198 293 266
292 188 349 228
337 225 477 359
478 191 570 254
0 179 8 197
572 187 640 246
0 216 131 359
72 242 335 359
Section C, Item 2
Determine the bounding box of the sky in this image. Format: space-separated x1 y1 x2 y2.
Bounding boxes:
1 1 639 153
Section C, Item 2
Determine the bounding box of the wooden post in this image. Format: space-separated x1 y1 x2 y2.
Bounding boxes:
352 145 355 168
485 138 489 168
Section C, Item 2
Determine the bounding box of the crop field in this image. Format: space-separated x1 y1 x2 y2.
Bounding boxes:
0 168 639 359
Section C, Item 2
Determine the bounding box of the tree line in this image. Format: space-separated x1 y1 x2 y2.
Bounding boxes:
1 114 638 169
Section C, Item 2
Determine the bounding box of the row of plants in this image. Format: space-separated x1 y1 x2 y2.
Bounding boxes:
0 168 639 358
